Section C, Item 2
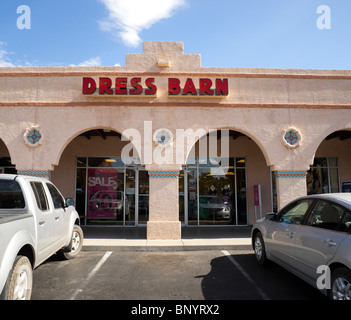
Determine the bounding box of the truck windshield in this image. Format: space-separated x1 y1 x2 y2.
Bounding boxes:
0 180 25 209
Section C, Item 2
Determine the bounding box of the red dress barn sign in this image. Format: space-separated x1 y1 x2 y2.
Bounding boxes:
82 77 229 96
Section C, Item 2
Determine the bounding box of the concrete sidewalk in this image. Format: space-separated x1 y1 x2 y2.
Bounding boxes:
82 226 253 252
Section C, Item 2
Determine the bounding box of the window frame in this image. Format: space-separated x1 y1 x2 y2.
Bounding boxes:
46 183 65 209
277 199 315 225
306 199 351 233
0 179 25 209
30 181 49 212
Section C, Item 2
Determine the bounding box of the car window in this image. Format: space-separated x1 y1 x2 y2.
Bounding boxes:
341 210 351 233
0 180 25 209
278 199 314 224
306 200 344 231
30 182 48 211
46 183 65 209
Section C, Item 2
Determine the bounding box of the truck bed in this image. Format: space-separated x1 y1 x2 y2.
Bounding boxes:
0 211 32 224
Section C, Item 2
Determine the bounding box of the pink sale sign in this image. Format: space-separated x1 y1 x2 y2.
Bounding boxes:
87 168 120 219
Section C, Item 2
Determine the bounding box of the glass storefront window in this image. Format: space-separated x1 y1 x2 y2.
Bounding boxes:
86 167 124 225
138 170 149 224
88 157 126 168
77 156 248 227
307 157 340 195
198 167 235 225
236 168 247 225
75 157 148 226
181 157 247 226
329 168 339 193
0 157 17 174
126 169 136 225
77 157 87 167
179 171 185 224
187 166 198 225
76 168 86 224
236 158 246 167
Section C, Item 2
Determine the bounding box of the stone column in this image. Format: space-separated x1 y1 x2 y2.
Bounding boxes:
147 171 181 240
275 170 307 210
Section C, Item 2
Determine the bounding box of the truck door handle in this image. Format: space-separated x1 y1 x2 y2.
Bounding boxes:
324 239 337 247
287 232 296 239
55 216 60 221
39 220 45 226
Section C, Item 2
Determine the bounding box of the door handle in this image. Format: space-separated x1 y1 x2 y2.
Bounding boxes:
55 216 60 221
39 220 45 226
324 239 337 247
287 232 296 239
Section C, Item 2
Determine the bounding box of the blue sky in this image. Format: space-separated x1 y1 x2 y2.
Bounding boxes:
0 0 350 69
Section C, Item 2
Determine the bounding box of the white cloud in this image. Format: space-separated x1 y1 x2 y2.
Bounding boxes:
0 42 35 67
0 42 15 67
71 56 102 67
99 0 186 47
0 42 102 67
78 56 102 66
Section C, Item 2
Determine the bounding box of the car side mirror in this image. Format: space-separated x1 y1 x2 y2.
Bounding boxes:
265 212 275 219
65 198 75 207
265 212 279 221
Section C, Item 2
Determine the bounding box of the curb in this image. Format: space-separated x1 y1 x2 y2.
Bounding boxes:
82 239 253 252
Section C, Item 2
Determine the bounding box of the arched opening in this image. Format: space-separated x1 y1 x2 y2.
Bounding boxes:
51 129 148 226
0 139 16 174
180 130 271 226
308 130 351 195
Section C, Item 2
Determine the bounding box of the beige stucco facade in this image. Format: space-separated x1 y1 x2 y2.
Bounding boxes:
1 41 351 239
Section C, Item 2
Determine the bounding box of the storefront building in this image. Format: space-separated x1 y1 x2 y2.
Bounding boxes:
1 41 351 239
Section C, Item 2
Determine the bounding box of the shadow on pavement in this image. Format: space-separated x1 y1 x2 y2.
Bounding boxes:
197 253 328 300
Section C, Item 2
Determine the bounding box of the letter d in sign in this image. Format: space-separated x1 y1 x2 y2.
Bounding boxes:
82 77 97 94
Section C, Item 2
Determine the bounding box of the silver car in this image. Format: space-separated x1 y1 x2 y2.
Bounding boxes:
251 193 351 300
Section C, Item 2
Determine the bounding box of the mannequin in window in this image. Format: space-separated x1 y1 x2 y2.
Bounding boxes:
312 169 322 194
209 185 216 195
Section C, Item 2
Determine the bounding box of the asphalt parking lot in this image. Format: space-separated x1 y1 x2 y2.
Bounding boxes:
31 249 327 301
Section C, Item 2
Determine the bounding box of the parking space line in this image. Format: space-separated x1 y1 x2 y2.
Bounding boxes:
221 250 270 300
70 251 112 300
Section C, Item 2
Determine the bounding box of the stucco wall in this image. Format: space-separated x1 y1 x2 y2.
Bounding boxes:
1 41 351 238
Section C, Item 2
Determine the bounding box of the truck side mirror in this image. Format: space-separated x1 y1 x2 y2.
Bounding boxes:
65 198 75 207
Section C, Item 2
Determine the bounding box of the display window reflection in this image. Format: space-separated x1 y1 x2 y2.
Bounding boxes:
75 157 148 226
180 157 247 226
307 157 339 195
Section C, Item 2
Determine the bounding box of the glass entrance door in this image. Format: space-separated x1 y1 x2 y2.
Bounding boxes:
87 167 125 225
198 167 234 225
182 157 248 226
138 169 149 225
76 157 149 226
125 168 136 226
187 165 198 225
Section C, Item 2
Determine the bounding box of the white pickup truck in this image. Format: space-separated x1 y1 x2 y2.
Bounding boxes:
0 174 83 300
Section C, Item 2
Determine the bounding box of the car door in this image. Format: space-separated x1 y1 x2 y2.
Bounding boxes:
30 181 56 261
266 199 314 268
294 200 350 285
45 182 66 246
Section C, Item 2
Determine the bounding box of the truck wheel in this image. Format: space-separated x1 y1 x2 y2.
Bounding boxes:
61 225 83 260
2 256 33 300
